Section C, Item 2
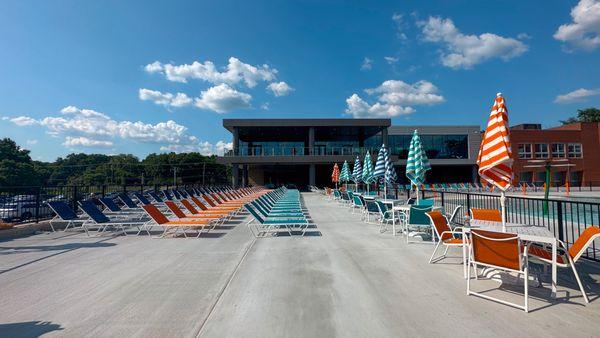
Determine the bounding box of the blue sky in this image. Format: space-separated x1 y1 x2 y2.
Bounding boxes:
1 0 599 161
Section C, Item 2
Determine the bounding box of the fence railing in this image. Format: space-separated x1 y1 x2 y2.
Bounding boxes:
420 189 600 261
0 184 224 224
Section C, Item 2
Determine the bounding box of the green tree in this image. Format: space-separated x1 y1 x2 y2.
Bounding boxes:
561 108 600 125
0 138 41 186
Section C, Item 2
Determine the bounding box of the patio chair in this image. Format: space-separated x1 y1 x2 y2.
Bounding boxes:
405 205 434 243
133 192 153 206
364 200 380 223
350 195 364 214
141 204 209 238
467 229 531 312
78 200 148 236
47 201 87 232
528 226 600 304
376 200 397 233
446 205 463 227
470 208 502 222
99 197 145 218
148 191 165 203
417 199 435 208
427 211 466 264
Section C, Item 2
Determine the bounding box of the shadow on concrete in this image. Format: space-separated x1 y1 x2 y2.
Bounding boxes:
0 242 116 255
0 237 116 275
0 321 63 337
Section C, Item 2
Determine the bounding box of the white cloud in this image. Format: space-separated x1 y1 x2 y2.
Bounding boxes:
63 136 114 148
554 88 600 103
345 94 414 118
365 80 445 106
267 81 294 97
361 57 373 70
418 16 528 69
26 139 38 145
194 84 252 113
144 57 277 87
160 140 232 155
138 88 192 108
384 56 399 64
554 0 600 51
345 80 444 118
392 13 408 40
260 102 270 110
10 116 38 126
9 106 219 153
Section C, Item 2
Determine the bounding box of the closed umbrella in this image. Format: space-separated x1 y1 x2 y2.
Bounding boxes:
331 163 340 189
340 160 351 189
352 155 363 190
477 93 513 231
362 151 374 193
406 129 431 203
373 144 390 197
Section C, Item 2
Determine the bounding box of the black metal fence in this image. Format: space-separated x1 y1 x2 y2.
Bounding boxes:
420 189 600 261
0 184 219 224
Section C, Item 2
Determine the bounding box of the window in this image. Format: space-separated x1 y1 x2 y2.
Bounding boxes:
518 144 532 159
534 144 549 158
551 143 566 158
568 143 583 158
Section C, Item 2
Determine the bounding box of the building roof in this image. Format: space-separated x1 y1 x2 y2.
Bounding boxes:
222 118 391 132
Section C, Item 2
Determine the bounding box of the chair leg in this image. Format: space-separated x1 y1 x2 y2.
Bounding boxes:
524 263 529 313
569 260 589 304
429 241 442 264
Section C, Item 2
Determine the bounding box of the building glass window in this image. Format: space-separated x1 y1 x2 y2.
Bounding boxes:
534 144 549 158
389 134 468 159
518 144 532 159
551 143 566 158
568 143 583 158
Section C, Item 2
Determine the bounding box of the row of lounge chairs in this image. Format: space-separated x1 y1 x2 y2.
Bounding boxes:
244 187 310 237
47 186 266 238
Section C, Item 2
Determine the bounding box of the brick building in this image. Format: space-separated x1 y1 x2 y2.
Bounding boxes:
510 122 600 186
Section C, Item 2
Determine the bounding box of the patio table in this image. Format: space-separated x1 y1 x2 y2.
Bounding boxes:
463 220 558 297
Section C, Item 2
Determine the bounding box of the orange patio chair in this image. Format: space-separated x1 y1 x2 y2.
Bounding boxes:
528 226 600 304
470 208 502 222
427 211 467 264
467 229 531 312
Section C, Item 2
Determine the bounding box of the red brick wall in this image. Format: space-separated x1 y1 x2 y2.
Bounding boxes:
509 123 600 185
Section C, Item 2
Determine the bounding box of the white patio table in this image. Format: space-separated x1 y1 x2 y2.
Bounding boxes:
463 220 559 297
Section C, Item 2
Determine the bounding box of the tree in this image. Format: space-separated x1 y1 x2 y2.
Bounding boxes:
0 138 41 186
561 108 600 125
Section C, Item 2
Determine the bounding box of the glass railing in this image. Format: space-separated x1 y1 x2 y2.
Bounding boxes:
223 147 381 157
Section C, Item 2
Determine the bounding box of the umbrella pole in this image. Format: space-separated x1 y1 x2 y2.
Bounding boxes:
416 184 420 204
500 191 507 232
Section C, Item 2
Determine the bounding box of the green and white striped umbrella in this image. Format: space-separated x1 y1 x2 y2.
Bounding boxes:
340 160 352 182
373 144 388 181
385 157 398 184
352 155 362 183
406 129 431 186
362 151 374 184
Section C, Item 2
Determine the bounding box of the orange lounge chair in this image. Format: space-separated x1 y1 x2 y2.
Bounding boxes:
427 211 467 264
470 208 502 222
141 204 210 238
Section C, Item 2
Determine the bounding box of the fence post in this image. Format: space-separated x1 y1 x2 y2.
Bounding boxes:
556 202 565 241
123 185 127 193
35 186 41 223
466 193 471 214
101 185 106 197
406 189 410 200
72 186 78 211
440 191 445 208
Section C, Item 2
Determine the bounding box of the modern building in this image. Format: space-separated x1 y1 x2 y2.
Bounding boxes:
216 118 482 189
510 122 600 186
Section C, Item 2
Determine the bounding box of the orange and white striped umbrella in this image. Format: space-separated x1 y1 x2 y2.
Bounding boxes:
331 163 340 183
477 93 513 191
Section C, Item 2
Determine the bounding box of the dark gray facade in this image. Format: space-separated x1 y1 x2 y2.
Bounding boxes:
216 119 481 188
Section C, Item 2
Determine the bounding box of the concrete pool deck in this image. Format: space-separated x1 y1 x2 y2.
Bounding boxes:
1 193 600 337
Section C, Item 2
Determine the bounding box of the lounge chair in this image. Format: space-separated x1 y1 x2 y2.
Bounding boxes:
244 204 309 237
405 205 434 243
467 229 531 312
78 200 148 236
99 197 146 218
528 226 600 304
117 193 142 210
141 204 210 238
47 201 87 232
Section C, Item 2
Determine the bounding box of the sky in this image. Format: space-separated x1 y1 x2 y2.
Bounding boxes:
1 0 599 161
